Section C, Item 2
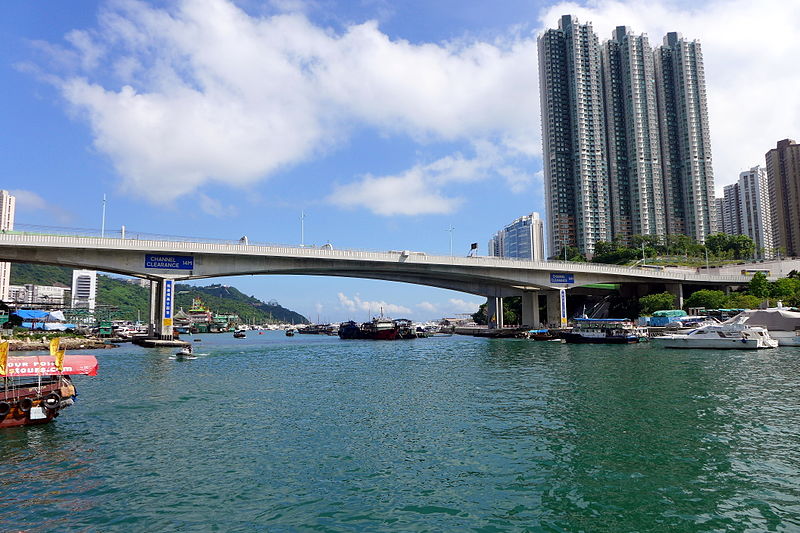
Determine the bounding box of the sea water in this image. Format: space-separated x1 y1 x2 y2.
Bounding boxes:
1 332 799 531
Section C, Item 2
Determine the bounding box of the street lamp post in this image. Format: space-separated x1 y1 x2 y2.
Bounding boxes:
446 225 455 256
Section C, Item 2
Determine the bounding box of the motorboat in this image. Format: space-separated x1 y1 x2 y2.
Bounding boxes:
724 306 800 346
1 354 98 429
562 318 647 344
653 316 778 349
233 329 247 338
175 345 195 359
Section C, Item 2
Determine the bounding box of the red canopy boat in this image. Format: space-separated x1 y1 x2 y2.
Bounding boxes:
1 355 99 429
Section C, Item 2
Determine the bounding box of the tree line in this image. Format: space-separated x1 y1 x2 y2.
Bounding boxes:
554 233 773 265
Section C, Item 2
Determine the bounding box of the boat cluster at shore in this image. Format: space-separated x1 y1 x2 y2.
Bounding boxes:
513 305 800 350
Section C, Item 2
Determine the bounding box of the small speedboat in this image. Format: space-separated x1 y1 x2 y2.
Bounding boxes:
233 329 246 338
175 346 196 358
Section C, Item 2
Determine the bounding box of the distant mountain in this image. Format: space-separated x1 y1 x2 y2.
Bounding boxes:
9 264 308 324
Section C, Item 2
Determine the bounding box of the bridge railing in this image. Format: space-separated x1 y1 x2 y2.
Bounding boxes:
0 227 752 282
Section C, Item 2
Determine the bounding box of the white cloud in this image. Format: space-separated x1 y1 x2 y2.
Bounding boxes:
9 189 74 224
337 292 411 316
51 0 539 205
416 301 437 313
447 298 481 314
538 0 800 186
327 141 533 215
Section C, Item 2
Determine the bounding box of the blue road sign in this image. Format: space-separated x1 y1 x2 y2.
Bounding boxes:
550 273 574 284
164 280 173 319
145 254 194 270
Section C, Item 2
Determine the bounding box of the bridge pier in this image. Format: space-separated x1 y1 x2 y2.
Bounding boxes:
521 291 540 328
665 283 684 309
487 297 504 329
545 290 563 328
148 278 175 340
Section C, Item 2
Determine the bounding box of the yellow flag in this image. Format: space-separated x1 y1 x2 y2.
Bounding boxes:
0 341 8 376
55 349 65 372
49 337 60 357
49 337 65 372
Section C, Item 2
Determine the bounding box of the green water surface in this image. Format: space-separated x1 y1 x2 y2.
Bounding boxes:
1 333 798 531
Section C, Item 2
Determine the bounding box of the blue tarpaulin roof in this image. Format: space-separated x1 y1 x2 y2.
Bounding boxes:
14 310 50 320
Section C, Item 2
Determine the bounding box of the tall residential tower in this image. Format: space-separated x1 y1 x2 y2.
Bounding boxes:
538 17 715 256
538 15 610 257
766 139 800 257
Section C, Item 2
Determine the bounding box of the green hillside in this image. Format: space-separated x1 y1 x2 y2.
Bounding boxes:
9 264 308 324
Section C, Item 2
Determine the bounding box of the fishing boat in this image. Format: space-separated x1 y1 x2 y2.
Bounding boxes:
1 354 99 429
653 317 778 349
360 316 399 340
337 321 363 340
562 318 646 344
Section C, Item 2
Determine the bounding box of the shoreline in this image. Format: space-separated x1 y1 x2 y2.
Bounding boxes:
2 337 118 352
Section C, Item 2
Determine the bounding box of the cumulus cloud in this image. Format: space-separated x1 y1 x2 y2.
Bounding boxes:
328 140 534 215
446 298 481 314
416 301 437 313
538 0 800 186
337 292 411 316
9 189 74 224
51 0 539 205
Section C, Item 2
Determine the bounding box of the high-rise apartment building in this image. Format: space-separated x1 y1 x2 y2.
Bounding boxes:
720 183 742 235
738 166 773 258
539 17 715 256
71 270 97 310
488 213 545 261
538 15 610 257
602 27 664 241
713 198 724 234
654 32 716 241
0 190 15 302
718 166 774 258
766 139 800 257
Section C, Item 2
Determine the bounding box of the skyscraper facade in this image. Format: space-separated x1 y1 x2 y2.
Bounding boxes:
720 183 741 235
488 213 545 261
655 32 716 241
602 27 664 241
718 166 774 258
71 270 97 311
738 166 773 258
0 190 15 302
538 15 610 257
538 17 715 256
766 139 800 257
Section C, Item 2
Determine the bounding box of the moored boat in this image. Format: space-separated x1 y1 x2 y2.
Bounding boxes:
724 307 800 346
653 317 778 349
1 354 99 429
562 318 646 344
360 316 399 340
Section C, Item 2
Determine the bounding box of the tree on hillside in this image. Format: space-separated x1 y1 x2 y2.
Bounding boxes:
551 245 586 262
638 292 676 315
726 293 763 309
747 271 770 298
684 289 727 310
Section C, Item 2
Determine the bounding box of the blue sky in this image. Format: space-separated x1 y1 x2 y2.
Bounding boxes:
2 0 798 322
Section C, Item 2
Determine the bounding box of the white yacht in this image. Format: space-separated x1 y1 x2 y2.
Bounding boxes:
726 306 800 347
654 316 778 349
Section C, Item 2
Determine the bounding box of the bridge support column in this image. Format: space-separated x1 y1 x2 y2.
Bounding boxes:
521 291 540 328
486 297 504 329
545 290 561 328
665 283 684 309
148 278 175 340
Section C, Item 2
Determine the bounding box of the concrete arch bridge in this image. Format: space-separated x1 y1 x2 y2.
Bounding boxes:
0 232 753 337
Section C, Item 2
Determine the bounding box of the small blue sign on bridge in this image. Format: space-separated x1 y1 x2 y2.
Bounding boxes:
145 254 194 270
550 272 574 284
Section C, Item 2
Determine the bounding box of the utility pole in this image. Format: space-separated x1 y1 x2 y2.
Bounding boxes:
300 210 305 247
101 194 107 237
446 225 455 256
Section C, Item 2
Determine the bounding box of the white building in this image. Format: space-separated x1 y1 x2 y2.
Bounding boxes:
7 284 69 306
738 166 774 258
488 212 545 261
71 270 97 310
0 190 15 302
